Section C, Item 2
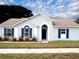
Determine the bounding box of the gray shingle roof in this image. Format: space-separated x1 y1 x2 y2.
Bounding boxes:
0 14 79 28
0 18 22 27
53 19 79 27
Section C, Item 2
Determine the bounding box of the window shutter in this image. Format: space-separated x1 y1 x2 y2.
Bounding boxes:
66 29 69 38
58 29 61 38
21 28 24 38
30 28 32 38
4 28 6 36
12 28 14 37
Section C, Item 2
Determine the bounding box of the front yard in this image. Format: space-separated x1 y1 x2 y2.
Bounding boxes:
0 41 79 48
0 53 79 59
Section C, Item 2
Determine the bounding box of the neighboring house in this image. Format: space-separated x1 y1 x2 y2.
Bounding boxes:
0 14 79 41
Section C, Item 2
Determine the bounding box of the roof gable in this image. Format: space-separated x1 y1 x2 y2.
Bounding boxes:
0 14 52 27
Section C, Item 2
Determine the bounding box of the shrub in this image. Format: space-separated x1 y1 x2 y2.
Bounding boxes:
0 37 2 41
31 37 37 41
12 38 17 41
24 37 29 41
3 37 9 41
19 37 24 41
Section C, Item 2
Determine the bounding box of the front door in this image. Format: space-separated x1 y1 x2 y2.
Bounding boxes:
41 25 48 40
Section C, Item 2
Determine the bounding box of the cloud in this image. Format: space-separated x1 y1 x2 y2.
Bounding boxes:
68 1 79 11
47 0 54 5
0 0 78 19
55 5 64 11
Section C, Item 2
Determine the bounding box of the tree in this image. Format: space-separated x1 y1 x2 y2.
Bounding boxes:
0 5 33 23
75 18 79 24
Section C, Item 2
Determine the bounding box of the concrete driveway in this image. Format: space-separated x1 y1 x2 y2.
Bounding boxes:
0 48 79 54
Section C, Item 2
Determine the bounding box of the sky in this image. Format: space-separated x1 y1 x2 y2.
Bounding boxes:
0 0 79 19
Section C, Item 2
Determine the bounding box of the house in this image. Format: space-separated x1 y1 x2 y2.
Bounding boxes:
0 14 79 41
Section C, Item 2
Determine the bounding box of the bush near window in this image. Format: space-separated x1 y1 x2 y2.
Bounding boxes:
0 37 37 42
3 37 9 41
19 37 24 41
0 37 2 41
31 37 37 41
12 38 17 41
24 37 29 41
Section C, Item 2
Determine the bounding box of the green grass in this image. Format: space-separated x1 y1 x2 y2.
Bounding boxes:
0 54 79 59
0 41 79 48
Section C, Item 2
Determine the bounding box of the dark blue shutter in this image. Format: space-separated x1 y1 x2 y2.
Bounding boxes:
4 28 6 36
66 29 69 38
58 29 61 38
30 28 32 38
21 28 24 38
12 28 14 37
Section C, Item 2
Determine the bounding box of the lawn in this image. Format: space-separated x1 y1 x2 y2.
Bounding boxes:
0 53 79 59
0 41 79 48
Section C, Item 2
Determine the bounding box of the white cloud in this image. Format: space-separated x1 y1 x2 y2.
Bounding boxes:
68 12 79 16
0 2 5 5
69 1 79 8
68 1 79 11
55 5 64 11
47 0 54 5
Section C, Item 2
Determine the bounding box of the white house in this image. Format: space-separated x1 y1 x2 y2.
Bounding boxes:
0 14 79 41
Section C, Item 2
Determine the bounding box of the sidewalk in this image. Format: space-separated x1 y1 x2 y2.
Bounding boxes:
0 48 79 54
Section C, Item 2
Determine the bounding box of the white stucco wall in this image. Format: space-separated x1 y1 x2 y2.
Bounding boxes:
0 27 4 38
14 15 53 41
69 28 79 40
0 27 2 37
52 27 79 41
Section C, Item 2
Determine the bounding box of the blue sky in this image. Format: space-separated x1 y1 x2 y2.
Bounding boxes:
0 0 79 19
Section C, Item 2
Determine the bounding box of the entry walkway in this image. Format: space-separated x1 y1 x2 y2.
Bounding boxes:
0 48 79 54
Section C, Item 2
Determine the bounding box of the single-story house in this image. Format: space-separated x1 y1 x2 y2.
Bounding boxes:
0 14 79 41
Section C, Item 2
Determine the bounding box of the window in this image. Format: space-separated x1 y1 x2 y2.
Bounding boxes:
60 29 66 34
7 29 12 36
21 25 32 38
4 28 14 37
58 29 69 38
24 26 29 37
24 28 29 37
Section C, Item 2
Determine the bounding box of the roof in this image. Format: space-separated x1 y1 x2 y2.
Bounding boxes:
0 14 41 27
0 14 51 27
0 14 79 28
53 19 79 27
0 18 22 27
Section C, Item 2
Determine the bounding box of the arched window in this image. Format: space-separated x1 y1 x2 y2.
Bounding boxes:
21 25 32 38
24 25 30 37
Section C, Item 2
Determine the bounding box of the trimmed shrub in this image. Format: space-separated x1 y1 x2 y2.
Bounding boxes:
24 37 29 41
19 37 24 41
0 37 2 41
12 38 17 41
3 37 9 41
31 37 37 41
